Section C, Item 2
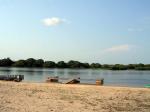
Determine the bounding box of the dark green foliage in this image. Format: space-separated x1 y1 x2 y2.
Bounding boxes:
90 63 101 68
34 59 44 67
57 61 67 68
57 61 90 68
43 61 56 68
13 60 26 67
0 58 150 70
127 64 135 69
137 63 145 67
0 58 14 67
67 60 81 68
26 58 36 67
145 64 150 67
81 63 90 68
111 64 127 70
135 67 150 70
102 64 112 69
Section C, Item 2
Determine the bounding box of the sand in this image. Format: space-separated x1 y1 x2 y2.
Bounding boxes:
0 81 150 112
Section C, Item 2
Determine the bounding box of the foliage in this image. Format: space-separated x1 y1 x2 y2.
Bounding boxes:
34 59 44 67
67 60 81 68
43 61 56 68
57 61 67 68
13 60 26 67
26 58 36 67
90 63 101 68
110 64 127 70
0 58 150 70
81 63 90 68
0 58 14 67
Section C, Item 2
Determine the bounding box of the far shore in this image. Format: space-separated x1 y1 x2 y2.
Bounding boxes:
0 81 150 112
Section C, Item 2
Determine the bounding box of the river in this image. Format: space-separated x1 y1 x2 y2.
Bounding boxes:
0 67 150 87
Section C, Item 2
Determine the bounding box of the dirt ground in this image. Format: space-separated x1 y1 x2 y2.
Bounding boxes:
0 81 150 112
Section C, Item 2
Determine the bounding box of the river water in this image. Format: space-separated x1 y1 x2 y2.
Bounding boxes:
0 67 150 87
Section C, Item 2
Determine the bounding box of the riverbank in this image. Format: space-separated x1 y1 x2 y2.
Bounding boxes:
0 81 150 112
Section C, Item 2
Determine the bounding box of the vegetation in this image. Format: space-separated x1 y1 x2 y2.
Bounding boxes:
43 61 56 68
0 58 14 67
0 58 150 70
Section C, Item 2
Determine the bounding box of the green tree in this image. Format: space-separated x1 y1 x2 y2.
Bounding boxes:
81 63 90 68
57 61 67 68
67 60 81 68
0 58 14 67
102 64 111 69
34 59 44 67
127 64 135 69
137 63 145 67
90 63 101 68
43 61 56 68
26 58 36 67
111 64 127 70
13 60 26 67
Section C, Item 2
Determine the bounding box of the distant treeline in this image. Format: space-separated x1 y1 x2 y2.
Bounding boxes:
0 58 150 70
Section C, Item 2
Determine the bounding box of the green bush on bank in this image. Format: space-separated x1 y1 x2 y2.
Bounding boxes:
0 58 150 70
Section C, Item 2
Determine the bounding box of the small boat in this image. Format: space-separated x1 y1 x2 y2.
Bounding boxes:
144 84 150 88
64 78 80 84
0 75 24 82
46 76 59 83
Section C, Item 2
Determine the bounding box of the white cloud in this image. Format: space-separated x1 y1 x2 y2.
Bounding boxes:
42 17 64 26
104 44 131 53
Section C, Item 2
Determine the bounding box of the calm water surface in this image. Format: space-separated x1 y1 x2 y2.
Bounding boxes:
0 67 150 87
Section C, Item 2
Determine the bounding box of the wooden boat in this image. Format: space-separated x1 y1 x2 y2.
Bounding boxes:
96 79 104 85
64 77 80 84
46 76 59 82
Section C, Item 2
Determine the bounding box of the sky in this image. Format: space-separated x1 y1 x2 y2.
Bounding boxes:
0 0 150 64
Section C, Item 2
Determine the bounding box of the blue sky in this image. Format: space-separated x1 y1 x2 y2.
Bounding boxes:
0 0 150 64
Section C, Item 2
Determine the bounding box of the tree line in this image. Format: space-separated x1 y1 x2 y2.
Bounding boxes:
0 58 150 70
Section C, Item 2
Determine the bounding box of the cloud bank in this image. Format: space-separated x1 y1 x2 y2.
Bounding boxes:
104 44 130 53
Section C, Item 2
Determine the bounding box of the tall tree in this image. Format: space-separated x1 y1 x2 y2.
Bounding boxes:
43 61 56 68
90 63 101 68
26 58 36 67
57 61 67 68
34 59 44 67
0 58 14 67
67 60 81 68
13 60 26 67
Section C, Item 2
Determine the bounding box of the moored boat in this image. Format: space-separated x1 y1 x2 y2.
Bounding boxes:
0 75 24 82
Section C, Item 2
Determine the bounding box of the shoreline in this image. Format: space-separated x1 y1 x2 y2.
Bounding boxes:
1 80 150 92
21 80 148 89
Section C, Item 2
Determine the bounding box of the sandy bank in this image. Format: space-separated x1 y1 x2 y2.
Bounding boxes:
0 81 150 112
